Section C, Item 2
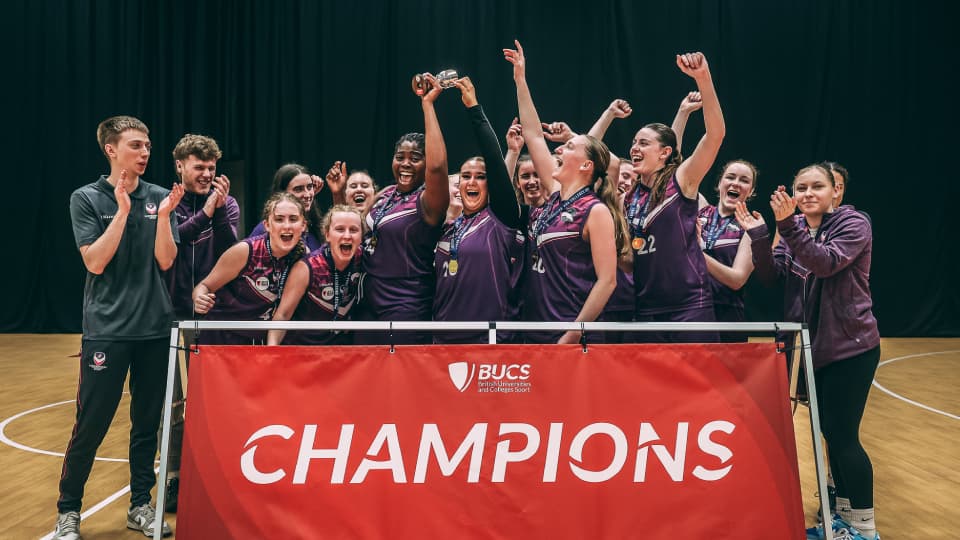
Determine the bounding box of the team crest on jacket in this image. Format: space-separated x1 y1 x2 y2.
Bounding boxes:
255 277 270 291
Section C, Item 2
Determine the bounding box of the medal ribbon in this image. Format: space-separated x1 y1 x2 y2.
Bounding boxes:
531 186 592 243
704 209 735 251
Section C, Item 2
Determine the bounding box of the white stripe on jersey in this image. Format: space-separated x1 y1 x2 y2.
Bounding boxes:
641 193 680 229
537 231 579 246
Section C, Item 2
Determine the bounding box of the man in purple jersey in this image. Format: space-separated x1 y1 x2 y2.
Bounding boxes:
162 133 239 511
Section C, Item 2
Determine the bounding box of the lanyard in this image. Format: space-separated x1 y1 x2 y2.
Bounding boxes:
449 211 481 260
626 185 653 234
532 187 592 242
321 245 349 320
264 236 295 309
704 209 735 251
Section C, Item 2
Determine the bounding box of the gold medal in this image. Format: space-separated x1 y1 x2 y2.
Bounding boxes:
448 259 459 275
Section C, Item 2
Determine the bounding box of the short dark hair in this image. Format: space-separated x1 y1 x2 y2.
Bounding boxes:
96 116 148 157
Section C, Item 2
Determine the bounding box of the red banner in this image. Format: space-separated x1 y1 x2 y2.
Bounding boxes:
179 344 804 539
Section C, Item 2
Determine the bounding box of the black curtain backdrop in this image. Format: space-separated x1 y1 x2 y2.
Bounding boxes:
5 0 958 335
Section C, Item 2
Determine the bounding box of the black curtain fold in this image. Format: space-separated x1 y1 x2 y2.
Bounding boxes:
5 0 958 336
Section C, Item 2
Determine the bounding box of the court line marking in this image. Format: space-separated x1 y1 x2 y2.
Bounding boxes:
872 349 960 421
0 399 130 462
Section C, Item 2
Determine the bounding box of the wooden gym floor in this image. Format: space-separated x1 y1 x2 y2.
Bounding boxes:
0 335 956 539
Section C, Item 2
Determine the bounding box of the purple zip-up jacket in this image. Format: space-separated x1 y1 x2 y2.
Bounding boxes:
166 190 240 319
748 206 879 369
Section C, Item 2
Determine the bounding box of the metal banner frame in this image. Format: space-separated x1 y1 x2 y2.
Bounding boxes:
154 320 831 540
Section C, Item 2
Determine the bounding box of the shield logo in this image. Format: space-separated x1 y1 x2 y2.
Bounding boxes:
93 352 106 366
448 362 475 392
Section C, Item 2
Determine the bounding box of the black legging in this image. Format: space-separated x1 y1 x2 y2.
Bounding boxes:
814 346 880 509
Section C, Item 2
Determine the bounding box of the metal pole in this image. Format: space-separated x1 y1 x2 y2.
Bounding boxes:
154 325 180 540
801 327 833 540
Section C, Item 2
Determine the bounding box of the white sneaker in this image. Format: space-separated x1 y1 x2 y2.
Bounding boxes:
126 503 172 537
52 511 81 540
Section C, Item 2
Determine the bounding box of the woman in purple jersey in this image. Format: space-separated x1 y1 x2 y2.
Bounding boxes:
192 192 308 344
268 205 364 346
737 164 881 540
696 160 758 341
622 52 726 343
432 76 527 344
352 74 450 345
249 163 325 251
504 40 626 344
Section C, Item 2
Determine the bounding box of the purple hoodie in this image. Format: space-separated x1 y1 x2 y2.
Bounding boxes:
166 191 240 319
748 206 880 369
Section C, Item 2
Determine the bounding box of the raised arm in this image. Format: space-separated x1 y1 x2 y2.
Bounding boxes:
325 161 348 206
588 99 633 149
588 99 632 176
418 74 451 227
504 118 523 177
504 40 558 197
454 77 524 230
670 91 702 154
675 53 725 199
267 260 310 345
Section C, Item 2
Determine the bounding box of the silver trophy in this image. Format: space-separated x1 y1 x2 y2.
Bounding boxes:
412 69 459 95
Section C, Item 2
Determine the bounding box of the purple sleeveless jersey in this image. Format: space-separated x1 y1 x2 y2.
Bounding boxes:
626 175 712 316
698 205 746 312
203 235 297 344
355 187 442 344
433 207 526 343
284 246 362 345
523 190 602 343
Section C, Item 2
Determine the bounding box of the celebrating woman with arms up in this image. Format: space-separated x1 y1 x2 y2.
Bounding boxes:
432 76 527 343
624 51 725 342
353 74 449 344
504 40 625 344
